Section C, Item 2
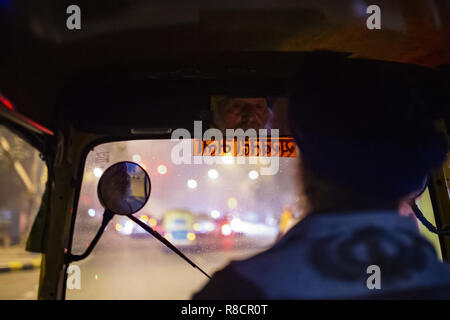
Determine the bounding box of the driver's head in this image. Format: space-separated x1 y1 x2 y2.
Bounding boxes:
288 52 449 213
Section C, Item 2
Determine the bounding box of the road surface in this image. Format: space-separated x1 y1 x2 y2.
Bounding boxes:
1 232 274 299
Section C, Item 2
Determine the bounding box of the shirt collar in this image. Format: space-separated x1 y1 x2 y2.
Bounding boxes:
280 210 419 243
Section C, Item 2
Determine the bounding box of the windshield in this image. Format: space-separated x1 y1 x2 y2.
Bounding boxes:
67 138 300 299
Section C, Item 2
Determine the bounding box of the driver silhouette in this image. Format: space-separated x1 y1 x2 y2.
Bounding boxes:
193 52 450 299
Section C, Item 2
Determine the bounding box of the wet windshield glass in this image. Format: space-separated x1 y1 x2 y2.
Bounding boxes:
68 139 300 299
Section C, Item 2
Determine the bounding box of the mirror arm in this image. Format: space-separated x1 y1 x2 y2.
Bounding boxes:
64 209 115 264
127 214 211 279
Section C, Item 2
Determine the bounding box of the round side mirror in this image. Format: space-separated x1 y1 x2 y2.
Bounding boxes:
97 161 151 215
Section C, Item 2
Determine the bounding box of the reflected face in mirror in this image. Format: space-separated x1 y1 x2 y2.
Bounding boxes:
98 161 151 215
213 97 273 131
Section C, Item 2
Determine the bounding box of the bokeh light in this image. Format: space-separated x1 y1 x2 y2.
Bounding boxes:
187 179 198 189
208 169 219 179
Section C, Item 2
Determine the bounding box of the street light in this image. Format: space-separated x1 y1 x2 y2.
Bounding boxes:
208 169 219 179
210 210 220 219
132 154 142 163
157 164 167 175
187 179 198 189
248 170 259 180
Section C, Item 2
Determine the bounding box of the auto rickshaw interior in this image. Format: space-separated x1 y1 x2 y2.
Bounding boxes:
0 0 449 300
4 56 447 299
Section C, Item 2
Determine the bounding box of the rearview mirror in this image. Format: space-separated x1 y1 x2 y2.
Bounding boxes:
98 161 151 215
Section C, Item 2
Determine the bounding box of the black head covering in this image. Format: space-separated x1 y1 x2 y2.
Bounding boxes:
288 52 449 200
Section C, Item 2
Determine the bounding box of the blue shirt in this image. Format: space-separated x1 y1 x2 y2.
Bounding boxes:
193 211 450 299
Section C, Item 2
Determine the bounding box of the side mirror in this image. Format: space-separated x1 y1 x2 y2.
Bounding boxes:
98 161 151 215
65 161 210 279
